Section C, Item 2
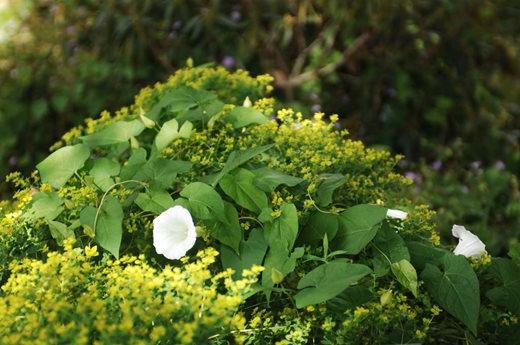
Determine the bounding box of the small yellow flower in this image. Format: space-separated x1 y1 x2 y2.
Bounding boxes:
84 246 98 258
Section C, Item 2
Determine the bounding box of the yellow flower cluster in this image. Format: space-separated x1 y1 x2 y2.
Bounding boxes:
0 241 259 345
333 289 439 344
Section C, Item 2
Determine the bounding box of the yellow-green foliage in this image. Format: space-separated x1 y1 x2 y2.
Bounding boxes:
0 240 259 345
1 66 437 268
0 66 452 344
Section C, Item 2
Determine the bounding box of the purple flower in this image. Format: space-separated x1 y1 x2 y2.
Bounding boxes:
168 31 177 40
311 104 322 113
8 156 17 166
494 160 506 170
172 20 182 30
431 160 443 171
222 56 236 69
470 161 482 170
230 10 242 22
405 171 423 183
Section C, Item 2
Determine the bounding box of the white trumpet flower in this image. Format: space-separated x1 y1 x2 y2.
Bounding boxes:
153 205 197 260
386 209 408 220
452 224 486 258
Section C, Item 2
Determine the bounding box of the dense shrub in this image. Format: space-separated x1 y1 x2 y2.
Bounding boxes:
1 67 518 344
0 0 518 183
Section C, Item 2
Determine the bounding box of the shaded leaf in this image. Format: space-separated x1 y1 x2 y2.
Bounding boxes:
24 192 64 221
315 174 346 207
206 201 242 253
372 223 410 276
327 283 374 313
47 220 75 244
90 158 120 191
180 182 226 223
334 204 387 254
120 148 147 180
210 144 274 186
262 246 304 291
37 144 90 188
137 158 192 189
295 260 372 308
221 228 268 279
154 119 193 152
407 240 449 270
219 168 268 213
81 120 144 147
299 211 339 244
486 258 520 315
264 203 299 252
421 254 480 334
225 106 268 128
135 188 174 214
147 86 217 121
390 259 419 297
252 167 304 192
176 99 224 125
94 196 124 258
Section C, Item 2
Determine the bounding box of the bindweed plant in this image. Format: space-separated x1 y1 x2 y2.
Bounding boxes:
0 66 518 344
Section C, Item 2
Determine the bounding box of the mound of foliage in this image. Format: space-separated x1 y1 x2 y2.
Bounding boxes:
0 67 519 344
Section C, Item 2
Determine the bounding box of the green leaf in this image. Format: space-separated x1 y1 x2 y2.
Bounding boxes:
81 120 145 147
372 223 410 276
94 196 124 258
24 192 64 221
37 144 90 188
219 168 268 213
225 106 268 128
221 228 268 279
47 220 75 244
135 188 174 214
137 158 192 189
315 174 346 207
508 243 520 263
295 260 372 308
210 144 274 186
154 119 193 152
390 259 419 297
165 87 217 112
176 99 224 125
120 148 147 180
421 254 480 334
486 258 520 315
264 203 299 252
262 246 304 291
146 87 217 121
407 240 449 270
327 283 374 313
299 212 339 244
90 158 120 191
180 182 226 223
79 206 96 229
206 201 242 253
252 167 304 192
334 204 387 254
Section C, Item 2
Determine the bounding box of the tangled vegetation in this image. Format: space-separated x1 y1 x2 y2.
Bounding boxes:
0 67 518 344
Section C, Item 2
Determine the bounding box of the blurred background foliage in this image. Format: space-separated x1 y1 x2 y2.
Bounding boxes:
0 0 518 254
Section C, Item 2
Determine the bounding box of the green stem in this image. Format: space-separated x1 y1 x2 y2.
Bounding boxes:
93 180 148 233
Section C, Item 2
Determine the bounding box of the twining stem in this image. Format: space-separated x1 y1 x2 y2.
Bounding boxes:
372 243 392 266
93 180 148 233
